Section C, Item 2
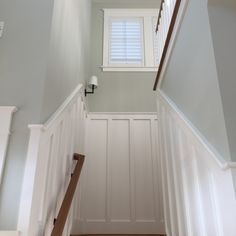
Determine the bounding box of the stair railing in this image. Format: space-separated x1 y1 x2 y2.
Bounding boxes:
153 0 182 90
51 153 85 236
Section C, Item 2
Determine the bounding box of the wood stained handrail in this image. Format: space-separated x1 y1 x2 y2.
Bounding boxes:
51 153 85 236
156 0 165 33
153 0 182 90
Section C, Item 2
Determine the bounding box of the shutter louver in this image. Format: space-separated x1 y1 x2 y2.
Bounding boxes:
109 18 143 65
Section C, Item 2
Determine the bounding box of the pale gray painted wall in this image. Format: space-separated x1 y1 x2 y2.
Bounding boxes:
208 5 236 161
0 0 54 229
0 0 91 229
41 0 91 121
161 0 231 161
87 0 160 112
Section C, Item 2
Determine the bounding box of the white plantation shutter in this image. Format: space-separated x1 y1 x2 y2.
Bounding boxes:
109 18 144 65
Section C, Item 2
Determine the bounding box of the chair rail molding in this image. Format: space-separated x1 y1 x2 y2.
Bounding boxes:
157 90 236 236
18 84 87 236
0 106 17 185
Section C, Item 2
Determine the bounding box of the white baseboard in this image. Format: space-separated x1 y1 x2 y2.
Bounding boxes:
0 232 20 236
72 220 165 234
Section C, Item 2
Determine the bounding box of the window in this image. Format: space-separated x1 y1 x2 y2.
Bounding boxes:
102 9 159 72
109 18 143 66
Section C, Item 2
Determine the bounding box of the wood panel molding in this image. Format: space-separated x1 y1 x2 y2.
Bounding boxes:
18 84 87 236
72 113 165 235
157 91 236 235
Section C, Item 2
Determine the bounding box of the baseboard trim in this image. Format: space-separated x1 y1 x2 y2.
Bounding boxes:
72 221 165 235
0 232 20 236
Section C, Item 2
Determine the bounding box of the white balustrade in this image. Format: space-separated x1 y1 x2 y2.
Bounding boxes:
156 0 177 68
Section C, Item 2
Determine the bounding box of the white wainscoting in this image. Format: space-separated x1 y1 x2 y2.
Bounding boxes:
73 113 165 234
157 91 236 236
17 84 87 236
0 106 17 185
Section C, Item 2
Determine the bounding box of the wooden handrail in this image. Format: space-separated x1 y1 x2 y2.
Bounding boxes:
153 0 182 90
51 153 85 236
156 0 165 33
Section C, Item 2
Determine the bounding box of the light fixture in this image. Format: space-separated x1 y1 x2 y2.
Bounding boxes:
85 76 98 96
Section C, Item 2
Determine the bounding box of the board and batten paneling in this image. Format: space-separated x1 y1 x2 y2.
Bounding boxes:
157 91 236 236
18 84 87 236
75 113 165 234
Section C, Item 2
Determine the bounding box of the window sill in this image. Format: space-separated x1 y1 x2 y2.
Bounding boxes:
101 66 158 72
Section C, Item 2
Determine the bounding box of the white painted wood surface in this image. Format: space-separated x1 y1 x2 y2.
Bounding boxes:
73 113 165 234
157 91 236 236
0 232 20 236
0 106 17 185
17 84 87 236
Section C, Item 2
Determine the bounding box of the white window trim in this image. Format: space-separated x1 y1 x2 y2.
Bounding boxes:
102 9 159 72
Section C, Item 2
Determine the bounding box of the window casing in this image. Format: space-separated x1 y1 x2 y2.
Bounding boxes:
102 9 159 72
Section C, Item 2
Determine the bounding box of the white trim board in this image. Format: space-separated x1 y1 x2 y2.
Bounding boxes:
18 83 87 236
101 67 158 72
0 106 17 185
158 90 236 170
102 8 159 72
43 84 84 130
0 232 20 236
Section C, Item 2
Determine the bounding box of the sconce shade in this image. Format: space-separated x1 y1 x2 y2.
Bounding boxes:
88 76 98 89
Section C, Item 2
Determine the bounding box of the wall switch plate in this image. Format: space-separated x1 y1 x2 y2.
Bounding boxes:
0 22 5 38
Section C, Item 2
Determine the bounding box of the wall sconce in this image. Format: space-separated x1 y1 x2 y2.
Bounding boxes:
85 76 98 96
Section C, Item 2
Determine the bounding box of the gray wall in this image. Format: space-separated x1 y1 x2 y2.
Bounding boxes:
0 0 91 229
208 5 236 161
41 0 91 121
87 0 160 112
0 0 54 228
161 0 231 161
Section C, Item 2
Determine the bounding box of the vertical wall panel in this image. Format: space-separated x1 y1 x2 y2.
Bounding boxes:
132 120 155 221
110 120 131 221
85 119 108 221
77 113 164 234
